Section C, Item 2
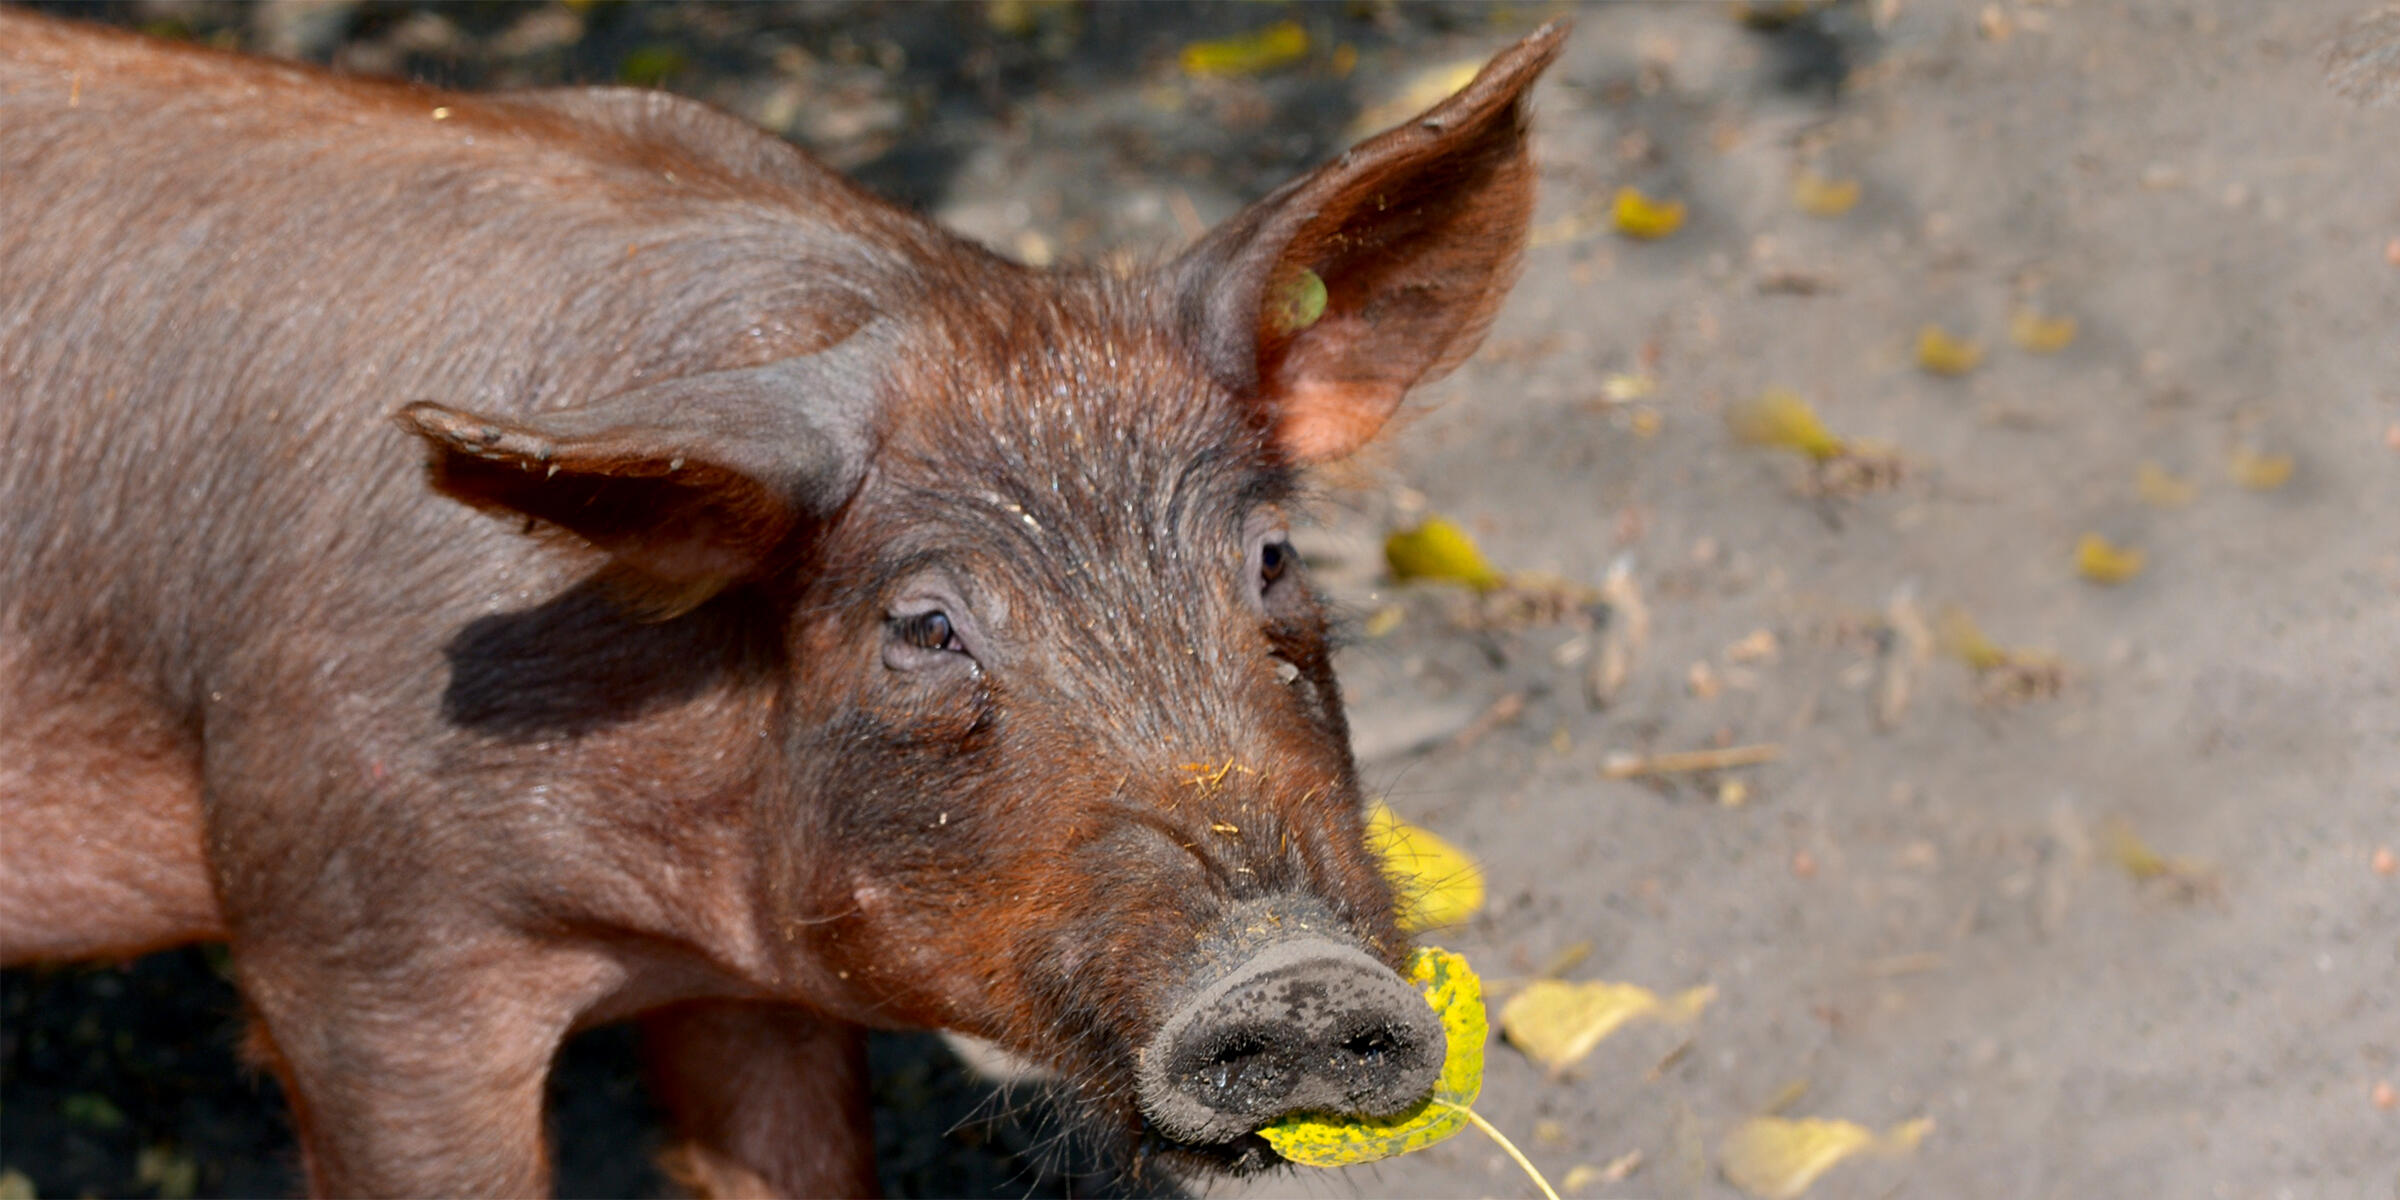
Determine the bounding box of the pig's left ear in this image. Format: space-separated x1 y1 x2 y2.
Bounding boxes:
396 350 875 619
1171 20 1566 464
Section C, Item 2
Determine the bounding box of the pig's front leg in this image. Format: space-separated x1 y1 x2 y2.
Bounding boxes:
234 936 612 1198
641 1001 880 1199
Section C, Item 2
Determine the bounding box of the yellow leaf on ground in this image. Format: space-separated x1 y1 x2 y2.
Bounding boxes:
1180 21 1308 78
1935 607 2010 670
2103 819 2170 880
1500 980 1714 1072
2075 533 2145 584
1261 947 1486 1166
1601 373 1657 401
2228 446 2294 491
1386 518 1503 590
2135 461 2197 508
1728 390 1846 460
1612 187 1687 239
1790 171 1860 216
1720 1116 1933 1200
1366 803 1485 932
2008 308 2079 352
1915 325 1984 376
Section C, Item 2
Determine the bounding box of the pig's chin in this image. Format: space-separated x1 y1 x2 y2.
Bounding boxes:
1135 1124 1287 1177
1039 1052 1294 1181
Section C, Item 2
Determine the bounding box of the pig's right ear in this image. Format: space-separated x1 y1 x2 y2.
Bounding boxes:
396 354 874 619
1171 20 1566 464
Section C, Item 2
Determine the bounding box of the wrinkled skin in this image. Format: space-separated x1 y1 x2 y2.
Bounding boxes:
0 11 1563 1195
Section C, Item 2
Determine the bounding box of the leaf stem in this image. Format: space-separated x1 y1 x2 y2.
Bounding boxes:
1456 1104 1561 1200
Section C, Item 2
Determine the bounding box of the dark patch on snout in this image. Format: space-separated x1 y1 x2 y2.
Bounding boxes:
1137 935 1443 1149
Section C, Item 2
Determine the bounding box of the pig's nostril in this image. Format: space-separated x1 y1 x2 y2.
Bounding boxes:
1190 1032 1295 1102
1341 1027 1395 1068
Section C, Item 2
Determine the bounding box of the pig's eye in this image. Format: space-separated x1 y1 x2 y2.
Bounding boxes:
1259 538 1293 588
896 611 960 653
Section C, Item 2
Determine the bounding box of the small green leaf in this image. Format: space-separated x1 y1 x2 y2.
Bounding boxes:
1260 947 1487 1166
1269 268 1328 336
61 1093 124 1131
618 45 689 87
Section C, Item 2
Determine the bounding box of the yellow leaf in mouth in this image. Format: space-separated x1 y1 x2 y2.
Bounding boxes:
1612 187 1687 239
1366 803 1484 932
1720 1116 1933 1199
1385 518 1503 590
2074 532 2145 584
1260 947 1487 1166
1728 390 1846 461
1500 980 1714 1072
1914 325 1985 376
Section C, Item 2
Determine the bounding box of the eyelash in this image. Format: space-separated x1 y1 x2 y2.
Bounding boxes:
895 610 960 652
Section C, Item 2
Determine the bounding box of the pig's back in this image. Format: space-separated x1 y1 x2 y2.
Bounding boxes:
0 11 925 710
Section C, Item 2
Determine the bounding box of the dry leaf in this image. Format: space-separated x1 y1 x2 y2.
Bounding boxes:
1915 325 1984 376
1935 607 2010 671
1936 608 2065 702
1500 979 1714 1072
1790 171 1861 216
2135 461 2197 508
1563 1150 1643 1192
1728 390 1845 460
1601 373 1657 401
1588 558 1647 709
2075 533 2145 584
1180 21 1308 78
1367 803 1485 933
2228 446 2295 490
2008 308 2079 352
1721 1116 1932 1199
1612 187 1687 239
1386 518 1503 590
2101 819 2220 899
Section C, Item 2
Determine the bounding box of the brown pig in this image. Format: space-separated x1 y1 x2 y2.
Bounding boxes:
0 11 1564 1196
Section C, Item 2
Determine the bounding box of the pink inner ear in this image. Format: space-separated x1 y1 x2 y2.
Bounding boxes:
1275 377 1406 463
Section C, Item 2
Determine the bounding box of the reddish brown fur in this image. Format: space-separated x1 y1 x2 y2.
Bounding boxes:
0 12 1562 1196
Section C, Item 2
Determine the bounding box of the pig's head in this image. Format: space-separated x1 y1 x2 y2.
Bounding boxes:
400 21 1562 1177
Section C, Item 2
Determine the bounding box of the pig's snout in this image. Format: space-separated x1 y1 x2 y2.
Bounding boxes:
1136 937 1445 1147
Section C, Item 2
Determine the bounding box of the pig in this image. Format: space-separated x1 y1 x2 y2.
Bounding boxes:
0 11 1563 1196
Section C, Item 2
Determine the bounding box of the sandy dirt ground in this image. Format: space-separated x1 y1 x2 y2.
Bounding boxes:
3 3 2395 1198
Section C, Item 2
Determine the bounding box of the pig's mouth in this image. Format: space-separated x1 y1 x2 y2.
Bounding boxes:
1134 1121 1286 1176
1111 906 1447 1179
